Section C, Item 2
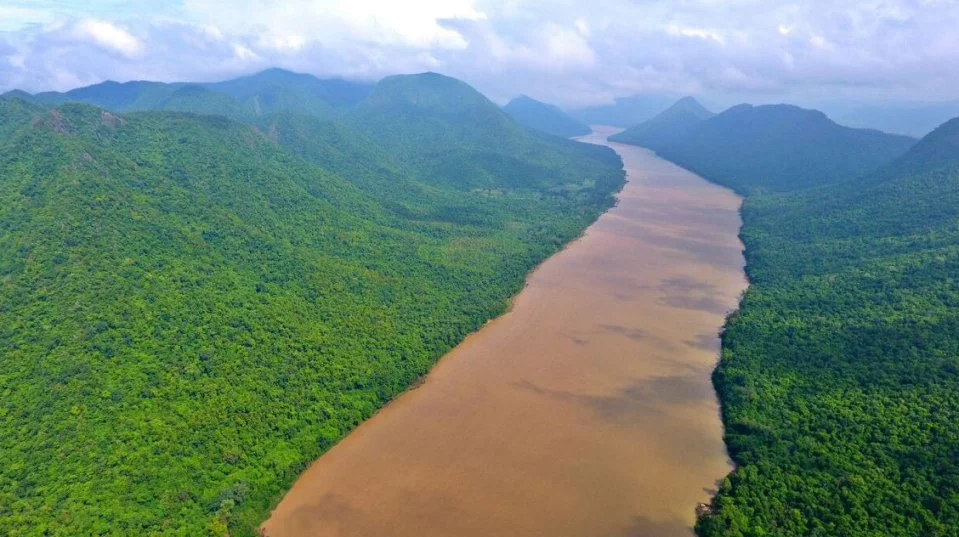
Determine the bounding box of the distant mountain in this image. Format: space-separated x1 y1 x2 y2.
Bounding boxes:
0 68 374 119
608 96 713 150
835 100 959 137
699 113 959 537
503 95 590 137
569 93 677 127
622 103 916 193
206 68 373 108
345 72 623 198
204 68 374 118
10 80 185 111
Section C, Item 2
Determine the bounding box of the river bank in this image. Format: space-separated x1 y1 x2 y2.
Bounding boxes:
261 126 747 537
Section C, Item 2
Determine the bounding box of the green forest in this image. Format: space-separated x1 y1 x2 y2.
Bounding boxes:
616 101 959 536
0 74 624 536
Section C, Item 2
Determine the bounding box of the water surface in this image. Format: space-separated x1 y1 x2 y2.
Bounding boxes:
262 127 747 537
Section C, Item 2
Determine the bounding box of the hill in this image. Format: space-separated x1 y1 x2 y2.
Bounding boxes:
0 96 44 138
205 68 373 113
345 72 622 200
13 80 185 110
608 96 713 150
694 116 959 536
627 103 916 193
503 95 590 137
569 93 677 127
0 91 623 537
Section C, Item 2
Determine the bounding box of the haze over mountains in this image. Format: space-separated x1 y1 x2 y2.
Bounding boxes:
827 100 959 138
503 95 591 138
568 93 679 128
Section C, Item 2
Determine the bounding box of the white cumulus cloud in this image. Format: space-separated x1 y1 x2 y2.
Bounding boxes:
69 18 141 57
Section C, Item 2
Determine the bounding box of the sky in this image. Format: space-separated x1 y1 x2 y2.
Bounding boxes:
1 0 958 108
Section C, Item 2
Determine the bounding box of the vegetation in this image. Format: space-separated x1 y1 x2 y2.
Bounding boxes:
206 67 372 116
646 103 916 193
0 71 624 537
617 106 959 535
502 95 591 137
608 96 713 150
343 73 622 199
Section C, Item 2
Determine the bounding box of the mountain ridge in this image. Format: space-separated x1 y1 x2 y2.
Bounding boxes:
503 95 591 137
616 102 916 193
608 96 713 149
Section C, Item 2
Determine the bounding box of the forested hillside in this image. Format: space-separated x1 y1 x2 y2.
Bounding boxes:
344 72 622 198
0 73 624 536
633 110 959 535
628 103 916 193
503 95 590 137
608 96 713 151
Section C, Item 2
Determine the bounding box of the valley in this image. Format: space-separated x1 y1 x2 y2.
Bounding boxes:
261 128 747 537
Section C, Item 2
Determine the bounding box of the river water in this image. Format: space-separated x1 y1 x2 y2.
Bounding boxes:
261 127 747 537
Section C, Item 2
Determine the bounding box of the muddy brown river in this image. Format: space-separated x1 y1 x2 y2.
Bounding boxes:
262 127 747 537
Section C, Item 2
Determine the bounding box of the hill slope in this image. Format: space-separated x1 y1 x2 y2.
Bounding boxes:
503 95 590 137
695 117 959 536
0 95 623 537
345 72 622 200
624 103 916 193
608 96 713 150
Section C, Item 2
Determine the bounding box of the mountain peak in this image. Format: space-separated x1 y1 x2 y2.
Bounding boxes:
608 96 713 148
674 96 702 107
666 96 713 119
509 94 539 105
358 72 492 116
503 94 590 137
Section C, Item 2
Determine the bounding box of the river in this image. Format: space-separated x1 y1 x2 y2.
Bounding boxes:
261 127 747 537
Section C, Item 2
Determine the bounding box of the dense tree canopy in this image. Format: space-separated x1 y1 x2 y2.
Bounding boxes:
617 107 959 536
0 72 624 537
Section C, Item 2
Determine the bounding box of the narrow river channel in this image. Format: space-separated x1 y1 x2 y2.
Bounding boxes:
262 127 748 537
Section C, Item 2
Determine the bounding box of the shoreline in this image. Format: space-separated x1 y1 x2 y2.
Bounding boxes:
591 131 749 529
256 133 630 534
262 126 746 537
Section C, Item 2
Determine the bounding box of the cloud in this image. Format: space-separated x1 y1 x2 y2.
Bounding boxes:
69 19 141 57
1 0 958 107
